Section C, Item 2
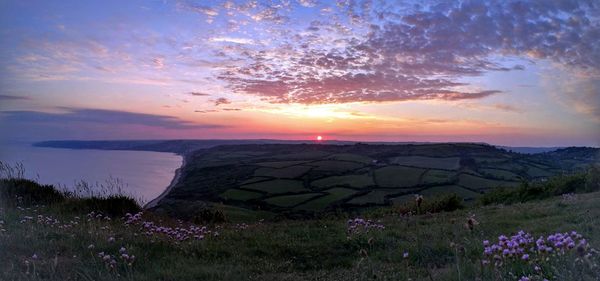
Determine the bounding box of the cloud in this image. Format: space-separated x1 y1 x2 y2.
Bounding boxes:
214 0 600 105
221 108 242 111
0 94 30 101
210 37 256 45
189 92 210 96
459 102 523 113
214 97 231 106
0 108 225 129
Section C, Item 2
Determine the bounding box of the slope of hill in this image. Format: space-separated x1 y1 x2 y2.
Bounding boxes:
1 177 599 281
151 143 598 219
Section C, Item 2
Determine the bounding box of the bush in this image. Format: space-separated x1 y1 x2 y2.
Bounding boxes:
368 193 465 217
59 196 140 217
0 178 66 206
480 166 599 205
0 178 140 217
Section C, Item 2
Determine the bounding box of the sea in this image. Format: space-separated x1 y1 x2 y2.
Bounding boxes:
0 143 182 204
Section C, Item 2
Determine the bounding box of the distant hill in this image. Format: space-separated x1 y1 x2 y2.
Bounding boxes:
497 146 563 154
147 143 598 219
35 139 566 155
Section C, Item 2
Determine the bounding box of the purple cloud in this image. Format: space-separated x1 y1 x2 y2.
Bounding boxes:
215 0 600 105
214 97 231 106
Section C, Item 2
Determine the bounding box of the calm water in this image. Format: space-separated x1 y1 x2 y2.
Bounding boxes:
0 143 182 203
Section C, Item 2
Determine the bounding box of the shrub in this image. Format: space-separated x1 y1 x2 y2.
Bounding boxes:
0 178 65 206
480 166 599 205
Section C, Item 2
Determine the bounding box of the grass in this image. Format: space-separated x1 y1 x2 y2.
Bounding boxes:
240 179 308 194
311 174 374 189
374 166 424 188
1 176 599 280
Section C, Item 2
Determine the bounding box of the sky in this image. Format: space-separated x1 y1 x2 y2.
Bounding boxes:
0 0 599 146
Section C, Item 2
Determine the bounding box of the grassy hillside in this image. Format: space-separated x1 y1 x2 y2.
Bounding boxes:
1 177 599 280
153 143 598 219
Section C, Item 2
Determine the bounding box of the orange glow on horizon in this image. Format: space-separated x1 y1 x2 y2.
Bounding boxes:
317 135 323 141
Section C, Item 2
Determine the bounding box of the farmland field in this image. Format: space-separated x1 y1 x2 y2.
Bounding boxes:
253 165 312 178
241 179 308 194
265 193 321 207
420 169 455 185
150 143 598 218
389 156 460 170
295 188 356 210
374 166 424 188
220 189 263 201
458 173 519 190
311 174 374 189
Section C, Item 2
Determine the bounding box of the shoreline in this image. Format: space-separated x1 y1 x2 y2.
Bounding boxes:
144 154 186 209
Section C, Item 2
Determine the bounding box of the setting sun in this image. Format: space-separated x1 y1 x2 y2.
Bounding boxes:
316 135 323 141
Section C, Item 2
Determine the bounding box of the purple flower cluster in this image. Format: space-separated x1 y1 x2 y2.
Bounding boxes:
97 246 135 269
124 212 218 242
346 218 385 236
483 230 589 266
0 219 5 233
19 214 80 229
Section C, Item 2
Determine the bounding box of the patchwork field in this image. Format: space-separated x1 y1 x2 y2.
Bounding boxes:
153 143 598 218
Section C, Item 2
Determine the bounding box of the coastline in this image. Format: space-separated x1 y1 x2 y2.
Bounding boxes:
144 154 186 209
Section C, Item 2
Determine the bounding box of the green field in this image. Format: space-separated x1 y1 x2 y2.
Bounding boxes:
458 173 518 190
311 174 374 189
389 156 460 170
420 169 455 185
256 160 310 168
264 193 321 207
421 185 481 199
325 153 373 164
374 166 424 188
295 188 356 211
220 189 263 201
310 160 364 172
241 179 308 194
155 144 598 216
347 189 404 205
253 165 312 178
480 168 521 180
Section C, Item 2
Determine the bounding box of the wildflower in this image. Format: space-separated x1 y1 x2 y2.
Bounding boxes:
119 247 126 254
414 194 423 208
31 254 38 260
465 215 478 231
87 244 94 249
108 237 115 243
522 254 529 261
518 277 530 281
403 252 409 259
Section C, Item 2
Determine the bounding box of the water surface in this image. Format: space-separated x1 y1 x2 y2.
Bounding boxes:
0 143 182 203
